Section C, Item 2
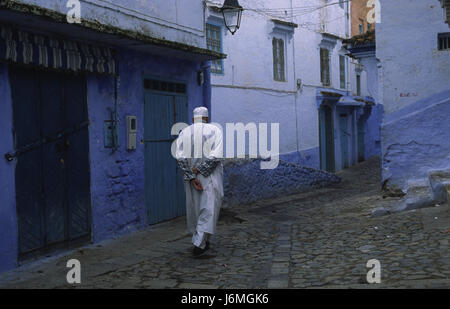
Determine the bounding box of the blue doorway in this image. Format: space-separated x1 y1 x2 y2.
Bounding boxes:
357 117 365 162
339 113 350 169
9 65 92 260
319 105 335 172
143 78 188 225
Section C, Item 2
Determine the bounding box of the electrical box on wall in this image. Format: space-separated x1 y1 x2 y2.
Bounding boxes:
126 116 137 150
198 71 204 86
104 118 119 149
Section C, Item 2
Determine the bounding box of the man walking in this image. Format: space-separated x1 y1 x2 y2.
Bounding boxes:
175 107 224 257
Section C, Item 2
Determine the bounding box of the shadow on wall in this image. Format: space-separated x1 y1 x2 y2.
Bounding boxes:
223 158 341 207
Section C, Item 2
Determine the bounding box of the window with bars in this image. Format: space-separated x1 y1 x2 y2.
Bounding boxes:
339 55 346 89
438 32 450 51
206 24 224 74
272 37 286 81
320 48 330 87
144 79 186 94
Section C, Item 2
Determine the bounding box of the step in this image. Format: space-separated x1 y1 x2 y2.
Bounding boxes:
429 169 450 204
372 171 450 217
392 178 435 213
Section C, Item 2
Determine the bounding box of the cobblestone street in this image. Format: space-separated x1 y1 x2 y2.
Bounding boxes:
1 157 449 289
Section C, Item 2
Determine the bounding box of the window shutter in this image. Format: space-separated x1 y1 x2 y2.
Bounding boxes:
206 24 223 74
356 74 361 96
279 39 285 81
325 50 330 86
339 55 346 89
273 38 278 80
320 49 325 84
273 38 285 81
320 48 330 86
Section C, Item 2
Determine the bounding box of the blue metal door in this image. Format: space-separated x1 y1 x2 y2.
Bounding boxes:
339 113 350 169
9 66 91 259
319 105 335 172
357 117 365 162
144 85 188 225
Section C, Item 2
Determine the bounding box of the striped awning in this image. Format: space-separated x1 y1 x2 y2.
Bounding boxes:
0 25 116 75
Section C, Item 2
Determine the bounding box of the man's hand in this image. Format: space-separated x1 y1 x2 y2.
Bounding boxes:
190 178 203 191
192 167 200 175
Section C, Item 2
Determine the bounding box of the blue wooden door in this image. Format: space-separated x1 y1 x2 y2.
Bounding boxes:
10 66 91 259
319 105 335 172
144 90 187 225
339 114 350 169
357 117 365 162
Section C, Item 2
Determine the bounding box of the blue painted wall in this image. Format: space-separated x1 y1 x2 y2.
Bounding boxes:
0 64 18 272
0 48 208 272
377 0 450 193
0 0 213 273
87 49 206 243
381 91 450 193
223 158 341 207
364 104 383 160
280 148 321 169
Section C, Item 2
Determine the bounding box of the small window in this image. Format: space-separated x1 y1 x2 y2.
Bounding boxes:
339 55 346 89
438 33 450 51
320 48 330 87
359 19 364 34
273 38 285 82
367 23 372 31
356 74 361 96
206 24 224 74
144 79 186 94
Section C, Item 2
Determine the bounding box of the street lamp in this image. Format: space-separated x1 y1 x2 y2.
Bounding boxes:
221 0 243 35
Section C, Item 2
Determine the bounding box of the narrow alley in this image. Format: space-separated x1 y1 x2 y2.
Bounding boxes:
1 157 448 289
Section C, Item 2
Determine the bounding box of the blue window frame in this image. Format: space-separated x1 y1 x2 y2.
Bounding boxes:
438 32 450 51
273 37 286 82
339 55 346 89
206 23 224 74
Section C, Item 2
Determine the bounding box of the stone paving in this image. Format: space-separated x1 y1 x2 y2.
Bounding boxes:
0 156 449 289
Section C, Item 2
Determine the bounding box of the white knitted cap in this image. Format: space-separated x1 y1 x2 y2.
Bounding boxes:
193 106 209 118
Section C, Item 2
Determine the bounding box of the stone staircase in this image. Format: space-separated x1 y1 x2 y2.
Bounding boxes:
373 169 450 216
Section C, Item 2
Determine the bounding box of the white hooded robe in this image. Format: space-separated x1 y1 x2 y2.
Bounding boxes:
175 122 224 248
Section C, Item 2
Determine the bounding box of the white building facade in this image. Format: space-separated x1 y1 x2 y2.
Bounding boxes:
377 0 450 197
205 0 379 172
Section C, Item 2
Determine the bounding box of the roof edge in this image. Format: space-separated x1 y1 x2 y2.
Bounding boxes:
0 0 226 60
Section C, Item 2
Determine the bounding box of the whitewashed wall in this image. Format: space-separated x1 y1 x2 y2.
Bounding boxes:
16 0 207 48
377 0 450 115
209 0 370 166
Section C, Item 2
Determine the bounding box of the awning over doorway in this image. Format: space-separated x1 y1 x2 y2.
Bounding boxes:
0 24 116 75
0 1 226 63
337 95 365 107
